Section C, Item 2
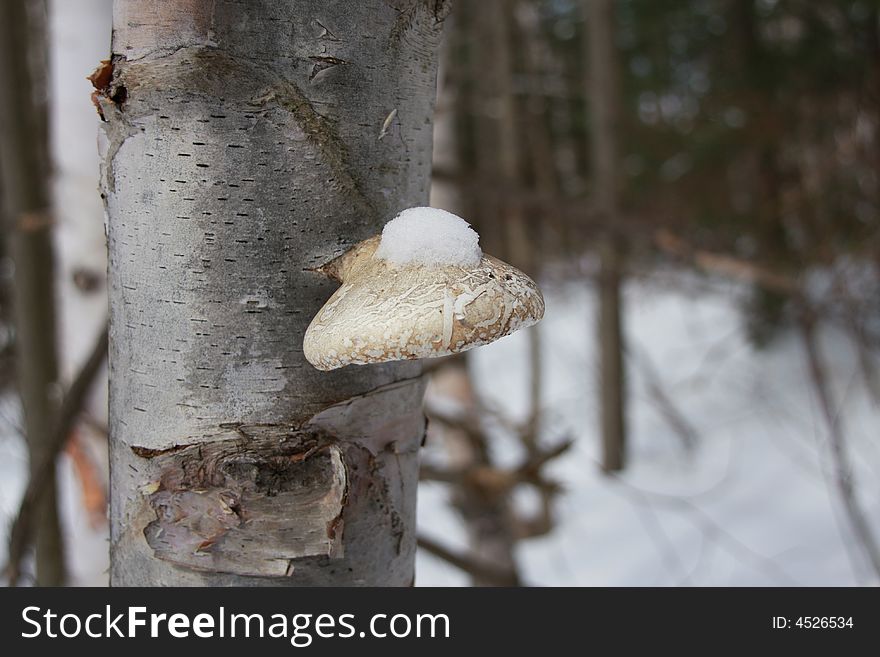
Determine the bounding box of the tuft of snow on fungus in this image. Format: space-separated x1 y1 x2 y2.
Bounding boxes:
374 207 482 267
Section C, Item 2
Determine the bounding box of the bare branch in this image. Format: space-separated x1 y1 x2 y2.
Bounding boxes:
654 229 799 296
4 323 108 586
629 342 699 452
417 535 520 586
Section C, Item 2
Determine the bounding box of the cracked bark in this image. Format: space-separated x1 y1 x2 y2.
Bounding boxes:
102 0 444 586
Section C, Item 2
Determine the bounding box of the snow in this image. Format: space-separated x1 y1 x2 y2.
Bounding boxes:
374 207 482 267
3 261 877 586
416 269 880 586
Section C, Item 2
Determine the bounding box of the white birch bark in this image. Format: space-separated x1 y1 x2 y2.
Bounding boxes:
100 0 447 586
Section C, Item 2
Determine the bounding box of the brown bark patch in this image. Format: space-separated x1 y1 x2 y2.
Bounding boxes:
89 57 128 119
142 432 347 577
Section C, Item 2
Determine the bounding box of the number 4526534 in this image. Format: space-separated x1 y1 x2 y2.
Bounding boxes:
796 617 853 629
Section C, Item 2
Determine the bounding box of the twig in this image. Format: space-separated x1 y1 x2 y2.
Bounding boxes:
420 434 571 497
4 323 108 586
417 535 521 586
654 229 799 296
419 463 465 485
798 313 880 581
425 404 488 457
422 400 570 574
629 343 699 452
514 439 572 481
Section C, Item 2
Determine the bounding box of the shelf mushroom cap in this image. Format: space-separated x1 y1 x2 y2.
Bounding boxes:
303 218 544 371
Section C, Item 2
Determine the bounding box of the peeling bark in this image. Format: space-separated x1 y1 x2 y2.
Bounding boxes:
143 441 348 576
103 0 443 586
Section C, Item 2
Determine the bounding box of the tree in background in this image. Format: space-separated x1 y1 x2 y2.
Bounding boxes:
0 0 65 586
440 0 880 464
99 0 446 585
586 0 628 472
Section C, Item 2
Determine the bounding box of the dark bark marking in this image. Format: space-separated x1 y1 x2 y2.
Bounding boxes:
312 19 341 42
386 0 450 45
431 0 453 24
255 79 378 221
307 55 349 82
366 452 406 556
130 443 188 458
387 1 419 45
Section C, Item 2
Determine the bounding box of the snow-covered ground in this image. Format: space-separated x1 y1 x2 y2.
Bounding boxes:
416 273 880 586
2 267 877 586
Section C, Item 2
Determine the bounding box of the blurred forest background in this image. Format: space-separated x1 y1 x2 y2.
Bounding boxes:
2 0 879 585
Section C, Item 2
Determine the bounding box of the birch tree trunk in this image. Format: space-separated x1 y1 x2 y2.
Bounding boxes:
0 0 66 586
100 0 447 586
586 0 627 472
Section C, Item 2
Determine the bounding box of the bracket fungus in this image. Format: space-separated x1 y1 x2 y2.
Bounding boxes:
303 208 545 371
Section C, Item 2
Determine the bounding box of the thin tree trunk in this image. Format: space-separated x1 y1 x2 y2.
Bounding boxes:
429 16 461 217
482 0 542 437
459 0 523 584
0 0 66 586
517 1 559 439
462 1 503 256
101 0 446 586
586 0 627 472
